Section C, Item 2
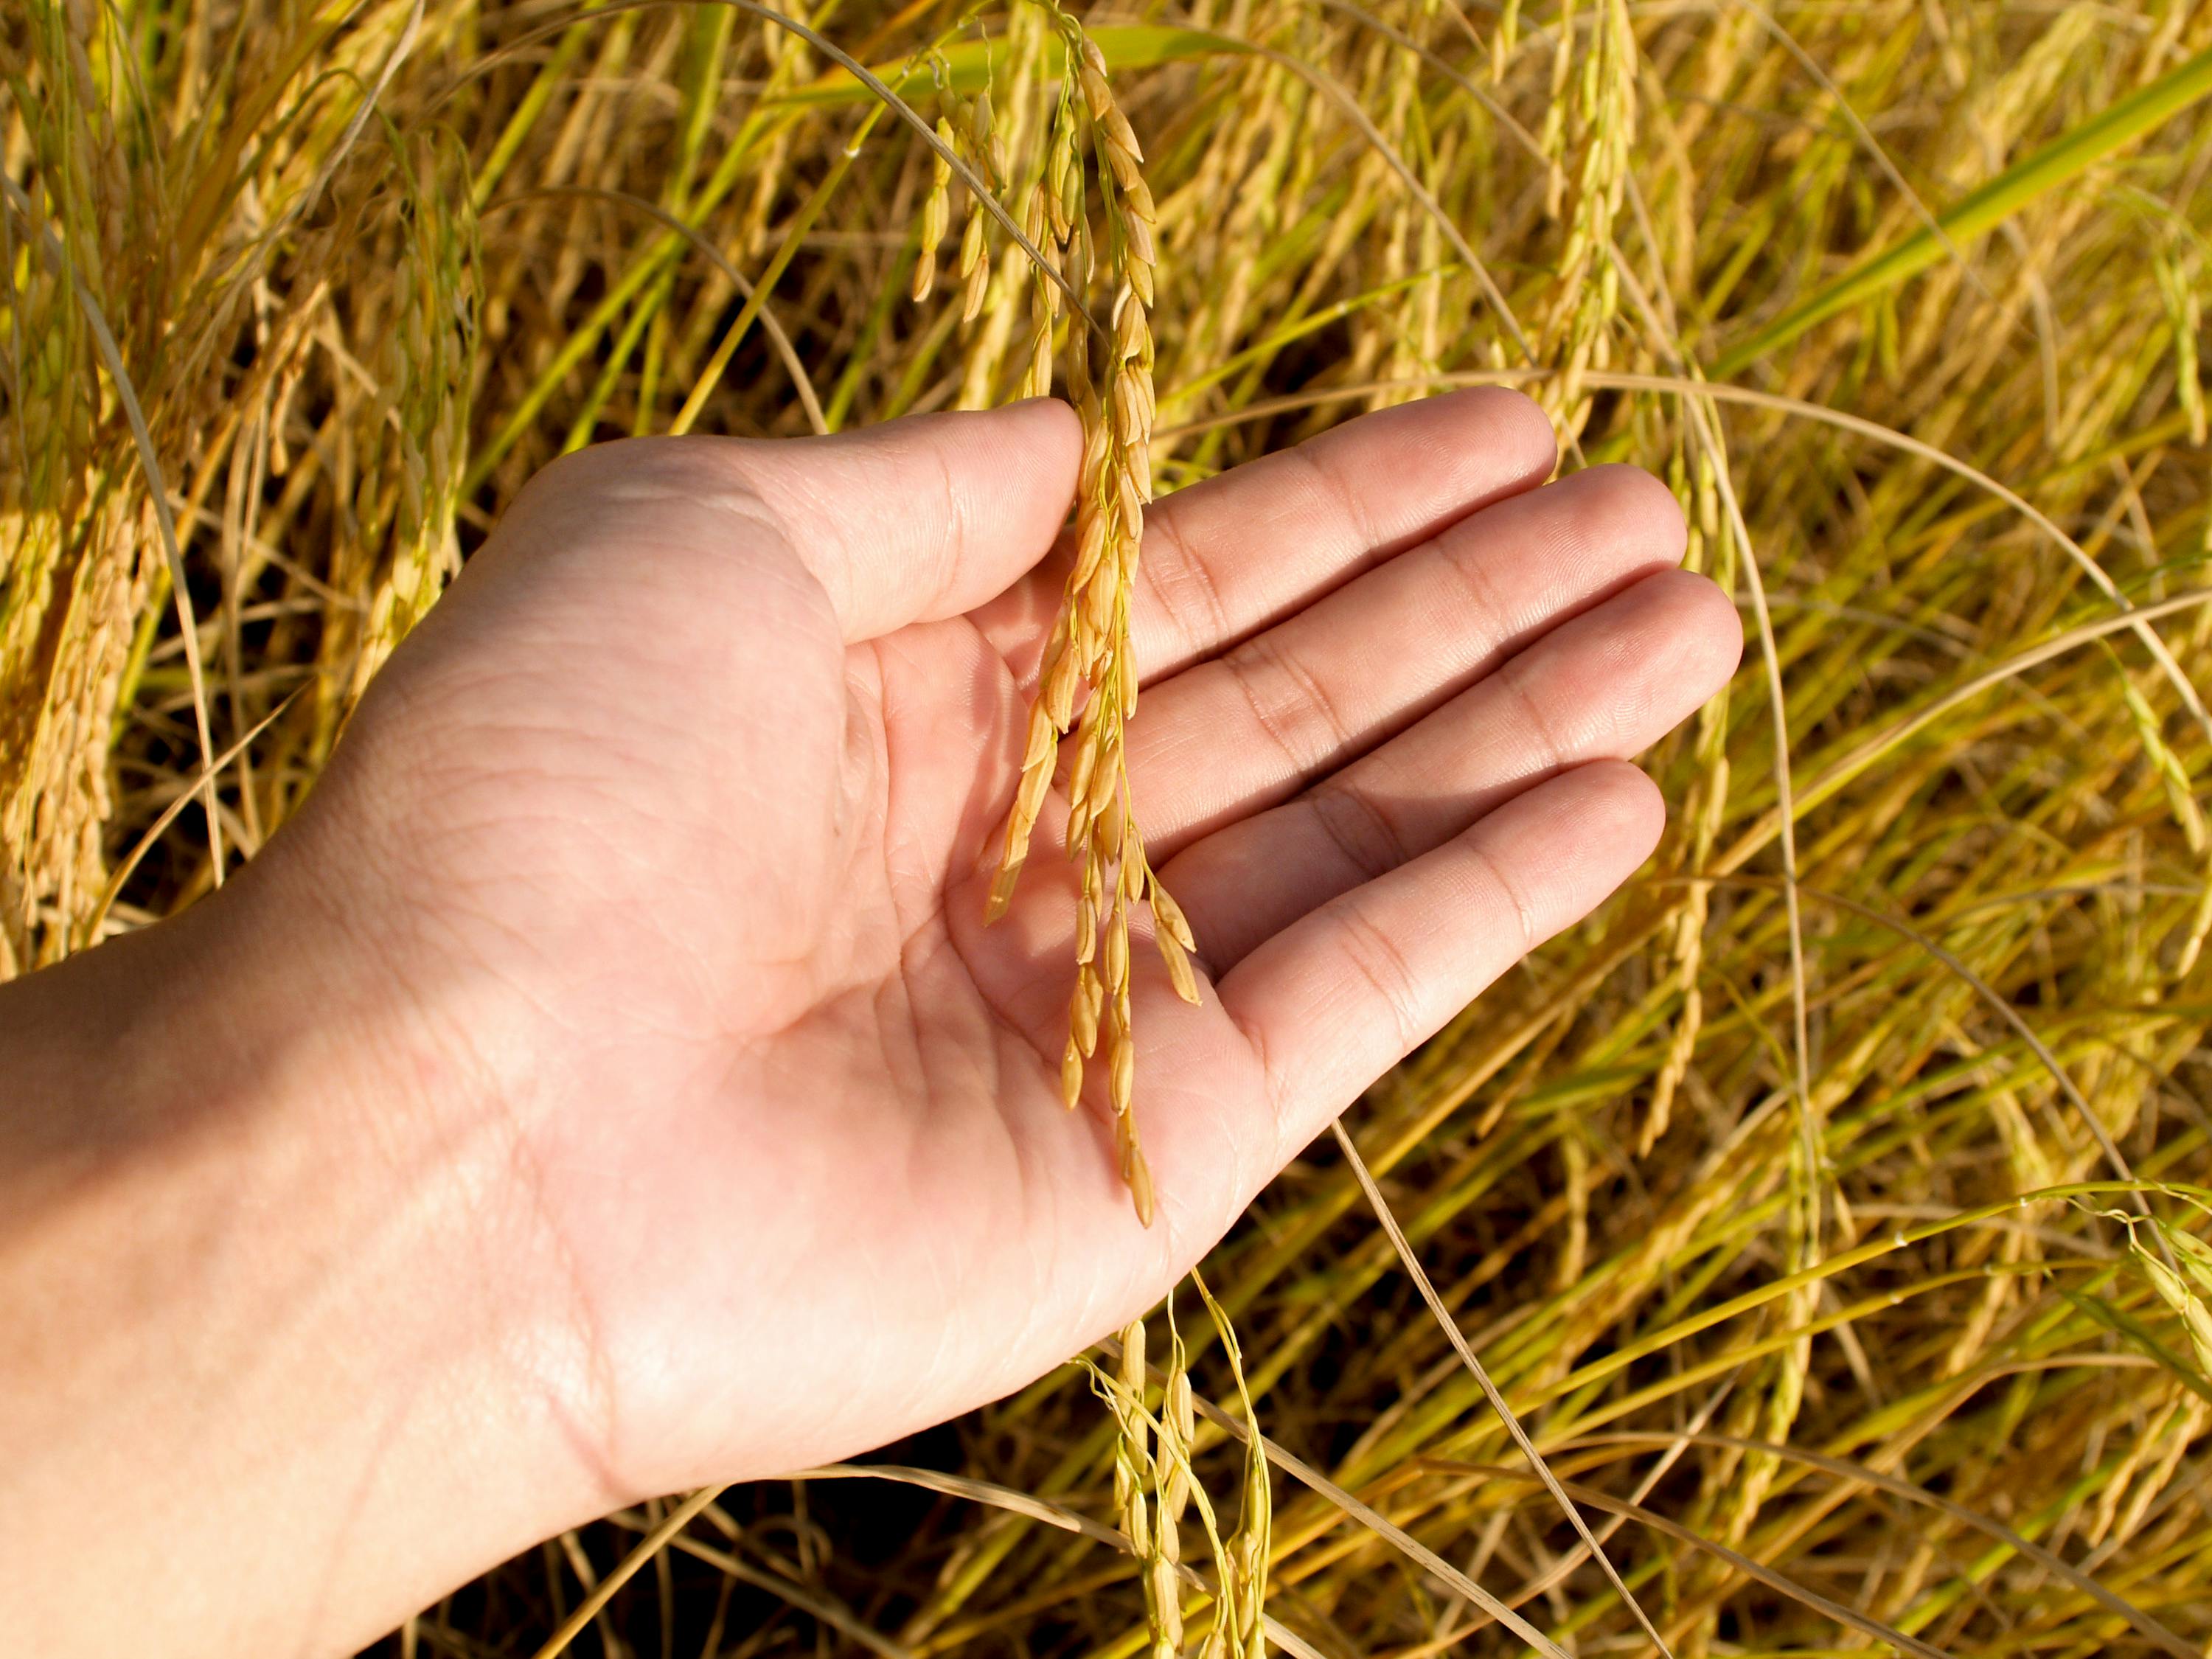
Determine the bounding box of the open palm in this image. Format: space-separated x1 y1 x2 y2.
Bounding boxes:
259 389 1739 1509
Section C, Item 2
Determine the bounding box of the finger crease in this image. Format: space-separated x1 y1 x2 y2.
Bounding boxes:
928 437 968 617
1285 439 1385 563
1307 782 1411 886
1226 1004 1291 1168
1433 523 1517 650
1138 512 1234 668
1226 631 1349 777
1464 836 1540 952
1495 658 1568 776
1332 900 1422 1057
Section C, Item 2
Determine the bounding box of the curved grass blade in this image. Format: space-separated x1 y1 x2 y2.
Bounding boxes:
1715 44 2212 376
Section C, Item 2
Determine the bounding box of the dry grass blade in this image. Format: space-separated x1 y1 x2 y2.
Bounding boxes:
1566 1430 2199 1658
278 0 427 246
1602 374 2212 742
1716 41 2212 374
1717 587 2212 868
622 1520 922 1659
12 4 2212 1654
1710 874 2146 1199
1678 380 1823 1296
526 1485 727 1659
1731 0 1982 296
1417 1459 1950 1659
1329 1119 1675 1658
717 0 1098 334
790 1464 1321 1659
80 684 307 946
487 187 828 436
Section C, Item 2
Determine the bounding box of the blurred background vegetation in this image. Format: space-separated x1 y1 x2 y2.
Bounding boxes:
7 0 2212 1655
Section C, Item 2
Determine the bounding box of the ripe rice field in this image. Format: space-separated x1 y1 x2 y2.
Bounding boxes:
7 1 2212 1655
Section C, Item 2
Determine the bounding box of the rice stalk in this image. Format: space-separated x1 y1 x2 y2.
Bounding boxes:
10 3 2212 1655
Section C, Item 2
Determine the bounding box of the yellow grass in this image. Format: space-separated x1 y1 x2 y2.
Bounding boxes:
7 1 2212 1654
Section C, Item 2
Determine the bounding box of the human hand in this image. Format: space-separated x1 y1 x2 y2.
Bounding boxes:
0 389 1739 1655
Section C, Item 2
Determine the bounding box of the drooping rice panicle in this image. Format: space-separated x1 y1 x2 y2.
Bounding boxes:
975 7 1189 1227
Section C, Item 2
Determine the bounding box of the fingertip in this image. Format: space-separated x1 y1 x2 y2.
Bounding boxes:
799 398 1086 635
1581 462 1689 568
1500 757 1666 883
1008 393 1084 434
1676 566 1749 681
953 394 1085 571
993 394 1085 473
1636 566 1748 686
1451 384 1560 481
926 395 1084 508
1576 757 1669 863
1388 384 1560 507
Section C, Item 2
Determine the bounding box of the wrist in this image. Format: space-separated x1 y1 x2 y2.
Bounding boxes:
0 857 612 1656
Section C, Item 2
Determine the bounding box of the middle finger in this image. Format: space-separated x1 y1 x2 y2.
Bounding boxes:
1127 463 1688 861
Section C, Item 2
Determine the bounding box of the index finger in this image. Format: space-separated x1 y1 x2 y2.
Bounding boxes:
1130 386 1559 680
973 386 1558 683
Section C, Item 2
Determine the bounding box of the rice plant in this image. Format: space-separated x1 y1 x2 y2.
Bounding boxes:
7 1 2212 1655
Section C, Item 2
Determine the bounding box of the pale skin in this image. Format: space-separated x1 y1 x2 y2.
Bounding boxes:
0 389 1740 1656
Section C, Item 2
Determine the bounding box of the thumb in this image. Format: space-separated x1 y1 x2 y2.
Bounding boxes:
721 398 1082 642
